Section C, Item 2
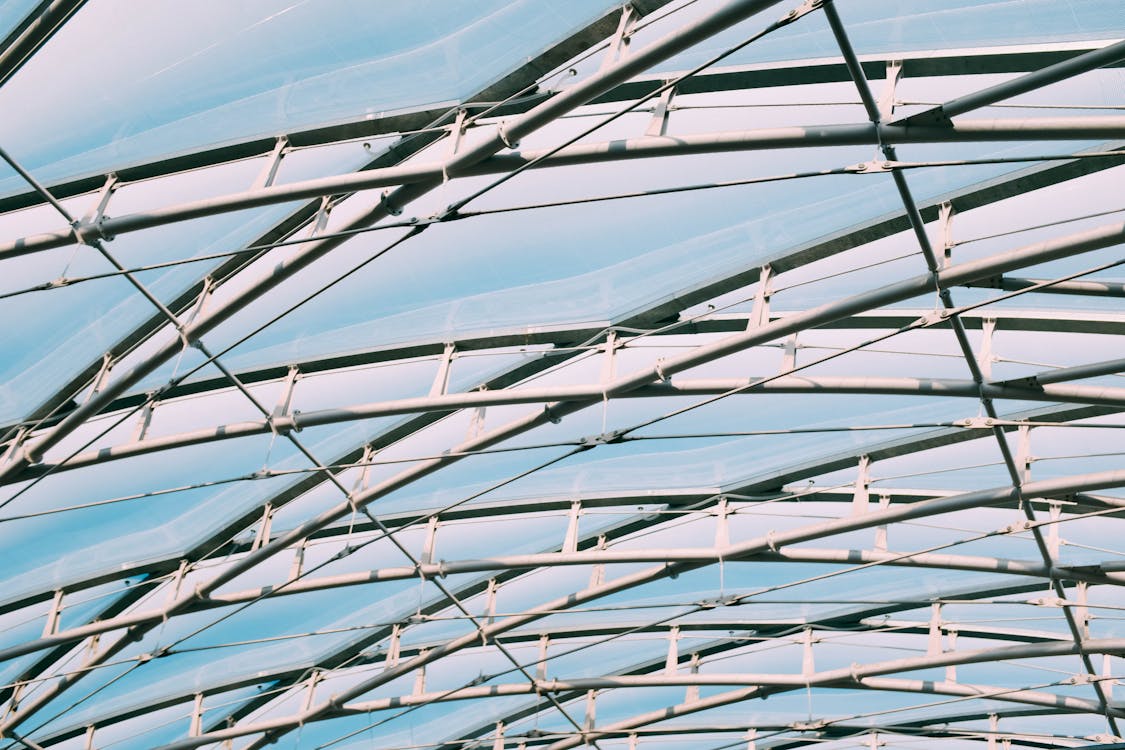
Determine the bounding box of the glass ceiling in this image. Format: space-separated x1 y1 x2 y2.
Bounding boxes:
0 1 1123 749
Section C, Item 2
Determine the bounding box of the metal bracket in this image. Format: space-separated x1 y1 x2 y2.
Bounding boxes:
289 540 307 581
780 335 798 372
916 309 950 328
353 443 375 493
467 400 487 439
599 5 637 72
878 59 903 122
448 109 468 158
584 688 598 730
600 330 618 383
385 624 402 669
749 264 773 329
250 503 273 551
189 692 204 736
580 430 626 447
271 365 301 428
589 534 607 587
430 343 455 397
927 602 943 656
536 633 550 680
685 652 701 703
645 82 676 137
845 159 904 174
308 195 333 238
1076 580 1090 638
421 515 439 565
945 628 958 682
1 426 29 466
42 589 63 637
485 577 498 625
380 190 403 216
252 136 289 190
802 627 815 676
131 393 158 443
85 352 115 403
1016 424 1032 484
1047 501 1061 560
714 497 730 548
665 625 680 675
301 671 322 712
184 276 215 329
874 493 890 551
780 0 824 25
81 173 119 226
939 201 956 267
978 317 996 379
69 173 120 245
563 499 581 553
1103 654 1115 700
851 455 870 516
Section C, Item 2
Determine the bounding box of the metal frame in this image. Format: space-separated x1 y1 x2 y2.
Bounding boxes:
1 3 1125 749
0 0 86 88
2 116 1122 260
0 38 1117 215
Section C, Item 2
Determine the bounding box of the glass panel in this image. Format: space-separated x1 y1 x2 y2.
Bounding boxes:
0 0 620 196
640 0 1125 76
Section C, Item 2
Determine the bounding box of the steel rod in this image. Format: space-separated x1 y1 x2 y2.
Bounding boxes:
14 375 1125 480
0 0 792 484
900 38 1125 125
1 117 1122 260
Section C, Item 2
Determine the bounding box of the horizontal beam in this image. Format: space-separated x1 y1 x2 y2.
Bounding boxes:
543 677 1118 750
34 572 1065 746
15 306 1122 439
155 637 1125 750
8 215 1125 733
30 596 1078 746
491 719 1094 750
4 463 1122 688
1 399 1107 621
0 0 795 489
901 38 1125 125
119 468 1125 750
16 374 1125 480
2 224 1116 616
1 39 1113 215
5 214 1118 665
8 219 1120 567
213 545 1125 604
3 117 1122 260
0 2 802 735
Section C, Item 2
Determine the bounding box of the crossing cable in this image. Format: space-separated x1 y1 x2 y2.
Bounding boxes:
23 478 1125 748
0 250 1116 688
0 147 599 748
5 151 1121 306
4 247 1120 719
820 0 1123 736
4 8 1120 746
0 11 836 732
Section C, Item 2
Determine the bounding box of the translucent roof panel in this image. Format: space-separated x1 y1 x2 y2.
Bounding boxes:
0 0 620 196
0 2 1123 750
